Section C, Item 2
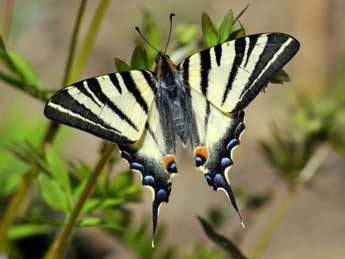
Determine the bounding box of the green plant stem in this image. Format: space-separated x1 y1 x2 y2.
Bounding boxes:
69 0 110 82
248 144 331 259
1 0 14 41
43 143 116 259
0 173 33 250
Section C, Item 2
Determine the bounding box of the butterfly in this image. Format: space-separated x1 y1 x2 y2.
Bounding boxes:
44 13 300 244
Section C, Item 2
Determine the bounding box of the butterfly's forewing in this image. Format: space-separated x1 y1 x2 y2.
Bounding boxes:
179 33 300 113
118 100 176 241
190 89 245 223
44 70 156 143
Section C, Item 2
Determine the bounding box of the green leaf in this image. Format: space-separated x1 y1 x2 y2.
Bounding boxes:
130 45 148 70
77 217 103 227
270 69 290 84
8 224 52 240
201 11 218 47
38 174 69 212
198 217 248 259
218 10 233 43
100 197 123 208
229 21 246 40
0 48 43 88
82 198 102 213
114 57 130 72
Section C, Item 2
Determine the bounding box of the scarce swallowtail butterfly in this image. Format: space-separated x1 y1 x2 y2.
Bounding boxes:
44 13 300 244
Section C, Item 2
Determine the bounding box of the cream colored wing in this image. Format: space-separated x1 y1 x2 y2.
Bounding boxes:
178 33 300 113
44 70 156 143
190 89 246 225
119 100 177 244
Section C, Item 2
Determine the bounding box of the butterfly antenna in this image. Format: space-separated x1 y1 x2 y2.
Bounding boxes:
135 26 160 53
163 13 175 54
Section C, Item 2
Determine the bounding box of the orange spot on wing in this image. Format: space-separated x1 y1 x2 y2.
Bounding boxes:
195 146 208 160
162 154 175 170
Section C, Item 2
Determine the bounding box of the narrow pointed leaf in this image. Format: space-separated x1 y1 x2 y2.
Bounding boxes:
77 217 103 227
8 224 52 240
0 49 43 88
218 10 233 43
114 57 130 72
201 11 218 47
130 45 147 70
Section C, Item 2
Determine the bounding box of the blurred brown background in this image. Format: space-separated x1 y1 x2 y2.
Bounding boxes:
1 0 345 258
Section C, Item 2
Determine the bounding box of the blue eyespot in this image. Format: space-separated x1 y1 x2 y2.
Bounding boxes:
221 157 233 168
226 139 239 151
195 155 206 167
156 188 168 202
130 162 144 172
167 162 177 173
143 175 155 186
213 173 225 190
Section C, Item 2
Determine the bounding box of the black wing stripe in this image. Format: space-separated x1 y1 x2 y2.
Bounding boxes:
214 44 222 66
74 81 102 108
108 73 122 93
200 49 211 97
141 70 157 94
204 101 211 141
86 77 139 132
47 91 113 130
244 34 285 91
182 57 190 94
121 71 149 113
222 37 246 104
244 34 259 67
44 91 140 145
233 35 300 111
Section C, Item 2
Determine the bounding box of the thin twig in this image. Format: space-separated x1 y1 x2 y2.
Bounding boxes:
43 143 116 259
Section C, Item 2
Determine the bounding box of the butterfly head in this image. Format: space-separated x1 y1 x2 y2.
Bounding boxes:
154 52 177 77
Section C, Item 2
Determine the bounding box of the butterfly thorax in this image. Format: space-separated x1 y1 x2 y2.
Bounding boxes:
155 54 199 151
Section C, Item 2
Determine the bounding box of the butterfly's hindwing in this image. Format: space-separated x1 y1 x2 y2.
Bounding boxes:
179 33 300 113
44 70 156 143
190 89 245 222
118 101 176 237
